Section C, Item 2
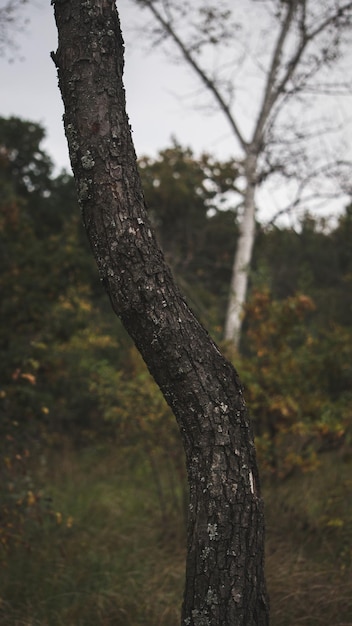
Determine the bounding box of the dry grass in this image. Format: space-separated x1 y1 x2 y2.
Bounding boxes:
1 445 351 625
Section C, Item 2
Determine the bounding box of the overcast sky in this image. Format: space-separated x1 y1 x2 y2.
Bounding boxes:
1 0 351 224
0 0 235 173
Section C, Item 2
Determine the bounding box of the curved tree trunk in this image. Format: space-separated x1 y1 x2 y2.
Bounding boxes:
224 155 257 349
52 2 269 624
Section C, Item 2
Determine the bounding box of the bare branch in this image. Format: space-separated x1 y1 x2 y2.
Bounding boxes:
265 158 352 226
137 0 249 153
251 1 352 151
0 0 29 58
253 0 300 146
275 1 352 97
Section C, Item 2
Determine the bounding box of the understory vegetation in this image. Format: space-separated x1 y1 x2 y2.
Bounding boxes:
1 447 351 626
1 117 352 624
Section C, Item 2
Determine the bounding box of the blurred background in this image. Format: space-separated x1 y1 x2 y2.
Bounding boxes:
1 1 352 624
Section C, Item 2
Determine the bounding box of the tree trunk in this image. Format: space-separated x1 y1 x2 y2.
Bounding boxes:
224 155 257 348
52 2 269 624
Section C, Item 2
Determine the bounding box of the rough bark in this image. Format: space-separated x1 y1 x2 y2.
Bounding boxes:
52 1 269 624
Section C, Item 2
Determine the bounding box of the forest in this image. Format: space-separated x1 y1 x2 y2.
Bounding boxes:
1 115 352 625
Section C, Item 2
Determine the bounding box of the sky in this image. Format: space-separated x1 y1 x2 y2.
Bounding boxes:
1 0 351 224
0 0 234 172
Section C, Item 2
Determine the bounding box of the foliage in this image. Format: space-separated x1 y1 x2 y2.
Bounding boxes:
103 346 187 520
1 118 109 437
0 118 189 554
237 289 352 479
139 142 239 332
0 116 121 555
2 115 352 620
253 210 352 328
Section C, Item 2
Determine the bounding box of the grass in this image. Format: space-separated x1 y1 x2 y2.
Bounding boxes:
265 453 352 625
1 443 352 625
1 444 185 626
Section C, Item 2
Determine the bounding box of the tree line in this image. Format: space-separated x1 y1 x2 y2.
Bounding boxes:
2 114 350 457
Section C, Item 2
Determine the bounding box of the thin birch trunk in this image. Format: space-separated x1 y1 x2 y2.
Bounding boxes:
224 156 257 348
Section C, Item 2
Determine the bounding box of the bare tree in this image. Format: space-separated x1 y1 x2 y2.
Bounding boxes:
52 1 269 624
129 0 352 347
